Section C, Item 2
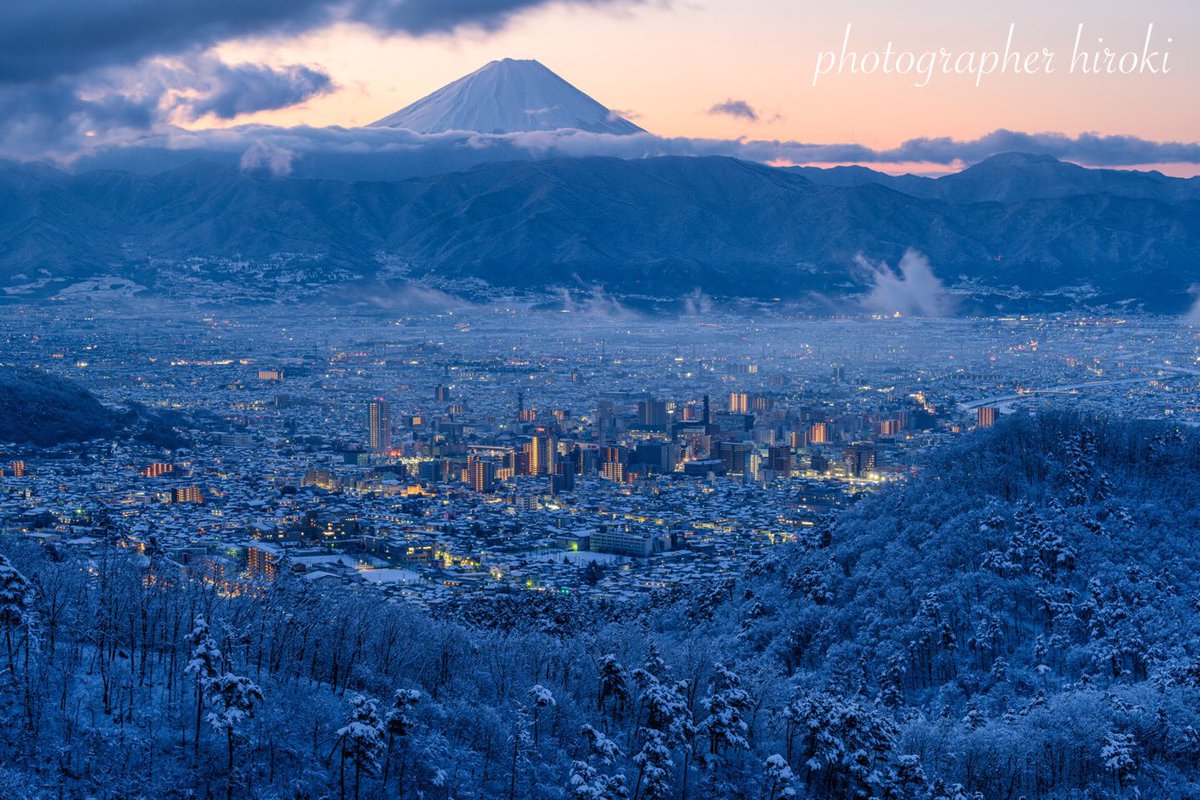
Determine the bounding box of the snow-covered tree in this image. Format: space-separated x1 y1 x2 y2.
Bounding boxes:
0 554 34 674
568 725 627 800
1101 730 1137 792
640 677 691 742
961 699 985 731
528 683 556 749
698 662 752 755
204 671 263 800
633 729 672 800
383 688 421 789
790 690 898 798
630 660 694 800
876 754 928 800
632 643 670 686
335 693 385 800
598 654 630 723
184 616 222 755
762 753 798 800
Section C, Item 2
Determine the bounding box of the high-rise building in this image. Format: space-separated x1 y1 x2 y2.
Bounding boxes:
602 445 628 466
842 444 877 477
368 399 392 453
549 458 576 494
527 432 557 476
637 398 669 429
435 384 450 402
977 406 998 429
633 442 673 474
767 444 792 475
601 460 626 482
729 392 750 413
470 458 498 493
809 422 830 444
718 441 755 476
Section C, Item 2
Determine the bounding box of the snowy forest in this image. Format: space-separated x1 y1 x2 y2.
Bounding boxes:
2 410 1200 799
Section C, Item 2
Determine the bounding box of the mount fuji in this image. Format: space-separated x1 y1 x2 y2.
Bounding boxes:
369 58 644 135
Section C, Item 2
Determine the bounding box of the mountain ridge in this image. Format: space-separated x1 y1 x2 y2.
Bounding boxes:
1 153 1198 312
792 152 1200 204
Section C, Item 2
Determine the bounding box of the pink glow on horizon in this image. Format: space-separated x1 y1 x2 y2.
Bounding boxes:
200 0 1199 173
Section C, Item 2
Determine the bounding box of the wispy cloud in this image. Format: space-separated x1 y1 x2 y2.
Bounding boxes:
239 139 297 176
175 61 334 121
707 99 759 122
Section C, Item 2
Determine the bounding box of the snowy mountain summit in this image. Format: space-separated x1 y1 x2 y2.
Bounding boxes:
369 58 644 135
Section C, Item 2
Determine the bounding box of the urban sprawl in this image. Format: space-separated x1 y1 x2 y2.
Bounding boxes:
3 304 1197 609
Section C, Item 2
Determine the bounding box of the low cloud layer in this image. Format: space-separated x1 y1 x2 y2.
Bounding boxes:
24 122 1200 178
708 99 759 122
856 250 952 317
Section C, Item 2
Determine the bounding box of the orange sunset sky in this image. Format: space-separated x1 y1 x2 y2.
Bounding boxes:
205 0 1198 173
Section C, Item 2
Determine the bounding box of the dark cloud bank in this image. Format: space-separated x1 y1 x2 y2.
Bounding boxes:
0 0 643 83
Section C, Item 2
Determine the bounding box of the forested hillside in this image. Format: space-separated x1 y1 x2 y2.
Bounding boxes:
2 411 1199 799
3 157 1200 310
0 366 187 448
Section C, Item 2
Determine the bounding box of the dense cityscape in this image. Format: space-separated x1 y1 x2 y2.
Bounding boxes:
3 304 1197 604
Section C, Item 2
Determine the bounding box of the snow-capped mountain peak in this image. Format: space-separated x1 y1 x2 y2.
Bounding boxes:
369 58 644 135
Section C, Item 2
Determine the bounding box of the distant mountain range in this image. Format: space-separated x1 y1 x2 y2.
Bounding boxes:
1 57 1197 313
1 152 1197 312
788 152 1200 204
